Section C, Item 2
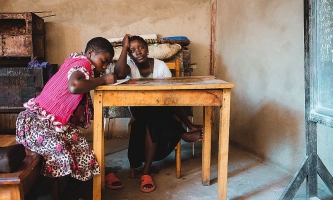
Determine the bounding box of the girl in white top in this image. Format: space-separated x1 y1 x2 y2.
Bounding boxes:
127 57 171 78
114 34 203 193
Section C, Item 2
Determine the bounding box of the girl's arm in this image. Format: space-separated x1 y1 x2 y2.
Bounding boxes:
114 34 131 79
68 71 117 94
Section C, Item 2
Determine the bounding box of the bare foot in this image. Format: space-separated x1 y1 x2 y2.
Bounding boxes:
188 124 203 131
180 130 203 142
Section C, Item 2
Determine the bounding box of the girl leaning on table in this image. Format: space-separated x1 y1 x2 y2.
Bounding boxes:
15 37 123 199
114 34 204 193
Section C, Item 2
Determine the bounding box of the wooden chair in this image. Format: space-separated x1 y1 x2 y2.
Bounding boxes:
165 59 183 178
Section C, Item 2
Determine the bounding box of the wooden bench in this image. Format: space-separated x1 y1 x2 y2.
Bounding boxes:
0 135 42 200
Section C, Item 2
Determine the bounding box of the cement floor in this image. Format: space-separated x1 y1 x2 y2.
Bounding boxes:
73 139 332 200
36 138 333 200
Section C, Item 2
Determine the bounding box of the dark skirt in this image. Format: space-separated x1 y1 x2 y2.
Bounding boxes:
128 106 186 168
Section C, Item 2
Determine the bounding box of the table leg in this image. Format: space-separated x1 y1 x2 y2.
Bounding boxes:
202 106 212 186
218 89 231 200
93 91 104 200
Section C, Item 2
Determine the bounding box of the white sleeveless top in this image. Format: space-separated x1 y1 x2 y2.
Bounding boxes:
127 58 172 78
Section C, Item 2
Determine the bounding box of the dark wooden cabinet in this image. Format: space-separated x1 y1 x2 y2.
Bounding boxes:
0 12 51 133
0 12 45 66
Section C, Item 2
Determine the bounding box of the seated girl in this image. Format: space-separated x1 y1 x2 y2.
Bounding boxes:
114 34 203 193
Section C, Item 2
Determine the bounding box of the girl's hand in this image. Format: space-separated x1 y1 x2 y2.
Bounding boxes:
114 34 132 79
101 72 117 85
122 34 131 50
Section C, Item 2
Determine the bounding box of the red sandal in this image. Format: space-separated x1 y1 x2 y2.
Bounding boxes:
141 175 155 193
105 173 124 190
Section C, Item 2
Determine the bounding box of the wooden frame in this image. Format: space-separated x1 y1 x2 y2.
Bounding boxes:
280 1 333 199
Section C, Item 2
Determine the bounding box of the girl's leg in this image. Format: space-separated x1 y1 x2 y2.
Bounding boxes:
142 124 157 190
60 176 83 199
130 167 136 179
128 118 146 179
180 130 203 142
25 175 57 200
143 124 157 175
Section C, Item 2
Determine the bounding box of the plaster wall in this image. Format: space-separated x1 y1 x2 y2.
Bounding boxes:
216 0 333 181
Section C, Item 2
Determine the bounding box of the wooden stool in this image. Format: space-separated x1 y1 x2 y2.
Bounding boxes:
0 135 42 200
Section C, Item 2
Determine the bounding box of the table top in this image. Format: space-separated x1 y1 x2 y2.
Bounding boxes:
95 76 235 91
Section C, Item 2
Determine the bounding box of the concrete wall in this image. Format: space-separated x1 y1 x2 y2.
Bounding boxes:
217 0 333 186
2 0 333 184
216 0 306 173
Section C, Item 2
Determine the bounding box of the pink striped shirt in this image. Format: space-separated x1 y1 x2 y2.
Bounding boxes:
33 55 92 126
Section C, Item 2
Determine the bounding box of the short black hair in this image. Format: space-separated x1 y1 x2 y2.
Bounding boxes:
84 37 114 56
129 35 148 47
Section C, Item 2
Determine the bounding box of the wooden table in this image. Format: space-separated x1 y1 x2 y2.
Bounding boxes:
93 76 235 200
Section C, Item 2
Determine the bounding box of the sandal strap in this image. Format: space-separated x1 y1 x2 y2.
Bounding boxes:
141 175 155 192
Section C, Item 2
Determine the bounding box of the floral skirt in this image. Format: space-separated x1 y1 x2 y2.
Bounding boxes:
16 109 100 181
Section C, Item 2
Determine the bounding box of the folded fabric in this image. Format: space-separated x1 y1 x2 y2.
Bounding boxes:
108 34 158 43
113 43 181 61
0 144 26 173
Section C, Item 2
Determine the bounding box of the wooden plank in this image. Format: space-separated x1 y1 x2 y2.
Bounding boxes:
174 58 180 77
175 141 181 179
93 91 104 200
96 76 235 91
210 0 217 76
202 106 212 186
102 90 224 107
0 135 16 146
218 89 231 200
0 184 22 200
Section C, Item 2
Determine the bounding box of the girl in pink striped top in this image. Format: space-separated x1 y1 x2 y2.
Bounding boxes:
16 37 118 199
